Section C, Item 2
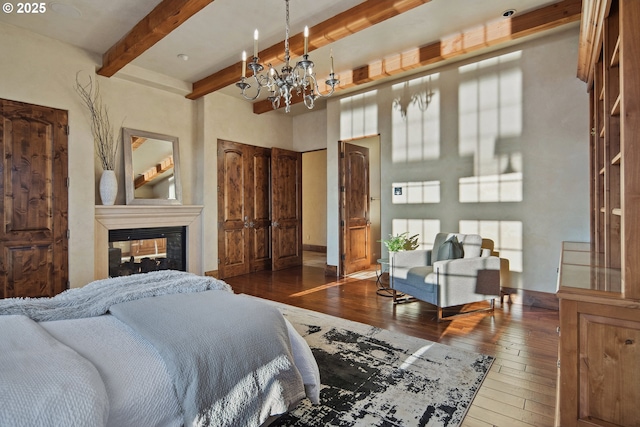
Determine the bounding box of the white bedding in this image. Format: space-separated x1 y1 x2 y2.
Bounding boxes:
38 310 320 427
0 272 321 427
41 315 183 427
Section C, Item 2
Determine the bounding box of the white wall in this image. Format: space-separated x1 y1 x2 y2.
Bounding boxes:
324 28 590 293
0 21 296 283
199 92 294 274
0 20 589 294
0 22 195 287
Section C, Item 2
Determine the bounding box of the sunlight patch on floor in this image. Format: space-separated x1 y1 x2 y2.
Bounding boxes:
289 281 344 297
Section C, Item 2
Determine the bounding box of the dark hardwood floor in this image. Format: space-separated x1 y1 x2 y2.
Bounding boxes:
224 263 559 427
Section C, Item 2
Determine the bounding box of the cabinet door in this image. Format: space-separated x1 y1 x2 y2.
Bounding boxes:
579 312 640 426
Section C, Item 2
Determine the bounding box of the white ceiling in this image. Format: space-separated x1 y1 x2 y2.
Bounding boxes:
0 0 569 103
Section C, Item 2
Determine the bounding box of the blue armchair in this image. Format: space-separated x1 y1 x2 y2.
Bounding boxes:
390 232 501 321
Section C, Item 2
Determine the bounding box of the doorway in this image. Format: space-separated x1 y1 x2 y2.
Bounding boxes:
339 135 381 276
302 149 327 268
0 98 69 298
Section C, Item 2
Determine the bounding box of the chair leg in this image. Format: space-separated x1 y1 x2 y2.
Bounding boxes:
437 306 443 322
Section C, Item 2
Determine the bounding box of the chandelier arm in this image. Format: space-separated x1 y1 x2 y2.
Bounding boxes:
236 78 262 101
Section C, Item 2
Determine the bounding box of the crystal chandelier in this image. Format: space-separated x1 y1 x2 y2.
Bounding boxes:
236 0 339 113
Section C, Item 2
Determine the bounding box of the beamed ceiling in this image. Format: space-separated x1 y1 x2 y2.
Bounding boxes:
0 0 581 114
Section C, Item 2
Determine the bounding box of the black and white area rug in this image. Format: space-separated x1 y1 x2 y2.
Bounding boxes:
267 301 494 427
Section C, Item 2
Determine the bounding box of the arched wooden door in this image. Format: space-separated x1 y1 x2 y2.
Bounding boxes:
340 142 370 275
0 98 68 298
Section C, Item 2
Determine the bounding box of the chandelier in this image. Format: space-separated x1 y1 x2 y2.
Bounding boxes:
236 0 339 113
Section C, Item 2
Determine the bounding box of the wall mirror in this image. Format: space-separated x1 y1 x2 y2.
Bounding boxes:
122 127 183 205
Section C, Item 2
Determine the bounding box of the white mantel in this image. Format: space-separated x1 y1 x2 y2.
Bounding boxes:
94 205 204 279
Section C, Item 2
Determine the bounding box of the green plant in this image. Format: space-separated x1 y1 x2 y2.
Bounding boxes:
380 232 419 252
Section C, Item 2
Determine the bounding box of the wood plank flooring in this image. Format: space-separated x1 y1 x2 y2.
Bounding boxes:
224 263 559 427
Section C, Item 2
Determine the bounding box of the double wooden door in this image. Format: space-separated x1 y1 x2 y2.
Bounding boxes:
217 140 302 278
0 98 68 298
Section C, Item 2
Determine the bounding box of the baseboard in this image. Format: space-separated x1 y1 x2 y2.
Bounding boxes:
303 244 327 253
501 287 558 311
324 264 338 276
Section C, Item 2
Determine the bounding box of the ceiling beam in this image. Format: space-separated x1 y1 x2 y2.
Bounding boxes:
97 0 214 77
252 0 582 114
185 0 432 100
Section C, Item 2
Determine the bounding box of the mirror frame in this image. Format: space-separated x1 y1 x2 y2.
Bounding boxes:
122 127 183 205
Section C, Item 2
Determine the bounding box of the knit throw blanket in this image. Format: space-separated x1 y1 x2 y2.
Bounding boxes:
0 271 232 322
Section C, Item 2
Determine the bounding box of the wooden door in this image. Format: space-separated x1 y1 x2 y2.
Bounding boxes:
217 140 272 278
217 140 250 278
249 146 271 272
0 99 68 298
341 142 371 275
271 148 302 271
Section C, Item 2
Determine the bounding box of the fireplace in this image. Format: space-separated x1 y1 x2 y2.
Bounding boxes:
94 205 203 280
108 226 186 277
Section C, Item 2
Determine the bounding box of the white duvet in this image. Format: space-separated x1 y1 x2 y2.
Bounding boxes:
0 272 320 427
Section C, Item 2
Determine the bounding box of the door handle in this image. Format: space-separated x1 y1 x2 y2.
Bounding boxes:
272 221 279 228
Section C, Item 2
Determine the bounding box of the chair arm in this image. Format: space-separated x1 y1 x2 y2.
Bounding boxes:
390 250 432 280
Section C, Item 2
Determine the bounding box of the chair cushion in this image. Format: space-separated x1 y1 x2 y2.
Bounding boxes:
435 235 464 261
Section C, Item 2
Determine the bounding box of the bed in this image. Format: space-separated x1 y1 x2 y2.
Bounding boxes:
0 270 320 427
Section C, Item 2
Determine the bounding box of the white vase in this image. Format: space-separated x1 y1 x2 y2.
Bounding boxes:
99 170 117 205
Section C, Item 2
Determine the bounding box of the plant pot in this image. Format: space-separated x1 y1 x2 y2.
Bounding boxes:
99 169 117 205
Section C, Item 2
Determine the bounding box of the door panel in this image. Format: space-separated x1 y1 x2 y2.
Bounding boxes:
249 147 271 272
217 140 250 278
342 142 371 275
271 148 302 271
0 98 68 298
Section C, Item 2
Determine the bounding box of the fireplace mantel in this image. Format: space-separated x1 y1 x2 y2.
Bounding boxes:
95 205 203 279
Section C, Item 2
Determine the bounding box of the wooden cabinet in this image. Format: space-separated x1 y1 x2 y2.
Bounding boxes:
557 1 640 425
579 0 640 297
556 243 640 427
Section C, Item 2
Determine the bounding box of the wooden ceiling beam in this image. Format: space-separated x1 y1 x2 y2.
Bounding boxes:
186 0 432 100
97 0 214 77
252 0 581 114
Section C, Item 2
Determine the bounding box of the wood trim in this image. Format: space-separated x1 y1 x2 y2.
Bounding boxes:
186 0 432 100
303 244 327 253
252 0 581 113
324 264 338 276
97 0 214 77
502 287 560 311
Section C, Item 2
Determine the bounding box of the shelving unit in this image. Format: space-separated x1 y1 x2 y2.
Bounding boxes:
556 1 640 426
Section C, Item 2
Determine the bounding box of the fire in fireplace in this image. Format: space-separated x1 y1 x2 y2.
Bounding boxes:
108 226 186 277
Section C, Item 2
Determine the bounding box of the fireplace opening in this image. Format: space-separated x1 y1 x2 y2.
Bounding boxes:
108 226 186 277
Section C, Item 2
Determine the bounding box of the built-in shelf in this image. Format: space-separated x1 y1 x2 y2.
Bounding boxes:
611 208 622 216
600 207 606 213
611 152 621 164
599 86 605 100
610 36 620 67
599 167 605 175
611 94 621 116
599 126 605 137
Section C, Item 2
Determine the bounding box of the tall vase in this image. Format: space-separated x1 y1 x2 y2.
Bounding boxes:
99 169 117 205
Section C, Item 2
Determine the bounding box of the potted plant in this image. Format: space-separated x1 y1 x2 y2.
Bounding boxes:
74 72 119 205
380 232 419 253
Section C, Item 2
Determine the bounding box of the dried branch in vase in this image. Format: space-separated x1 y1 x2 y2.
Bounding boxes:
74 72 118 171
